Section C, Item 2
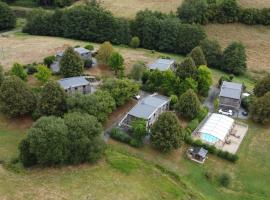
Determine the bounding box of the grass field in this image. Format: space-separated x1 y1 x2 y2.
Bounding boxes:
238 0 270 8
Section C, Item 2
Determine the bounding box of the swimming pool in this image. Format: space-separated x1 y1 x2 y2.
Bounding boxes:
201 133 219 144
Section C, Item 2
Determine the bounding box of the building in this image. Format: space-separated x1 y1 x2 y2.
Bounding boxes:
58 76 91 95
119 94 170 130
187 147 208 164
50 47 94 73
147 59 176 71
219 81 243 112
193 113 234 148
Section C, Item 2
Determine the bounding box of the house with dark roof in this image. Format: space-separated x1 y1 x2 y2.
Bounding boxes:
147 59 176 71
119 94 170 130
58 76 91 95
219 81 243 112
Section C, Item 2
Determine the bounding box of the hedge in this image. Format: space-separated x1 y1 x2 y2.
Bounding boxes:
110 128 132 144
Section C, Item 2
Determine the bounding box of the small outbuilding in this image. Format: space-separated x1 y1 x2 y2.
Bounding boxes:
147 59 176 71
187 147 208 164
58 76 91 95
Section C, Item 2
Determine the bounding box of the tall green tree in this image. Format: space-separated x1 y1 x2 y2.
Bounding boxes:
64 112 105 164
131 119 147 141
178 78 198 95
108 52 125 76
189 46 207 66
197 65 212 97
35 64 52 84
253 75 270 97
222 42 247 75
0 76 36 117
37 81 67 116
200 38 222 69
176 57 197 80
96 41 114 64
60 47 84 77
176 89 201 120
10 63 28 81
0 1 16 31
151 112 183 153
129 61 146 81
250 92 270 124
19 116 69 167
177 0 209 24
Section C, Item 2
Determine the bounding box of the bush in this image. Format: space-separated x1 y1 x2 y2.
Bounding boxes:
129 36 140 48
218 75 232 87
128 61 146 81
129 139 143 148
250 92 270 124
43 55 56 67
84 44 94 50
219 173 231 187
35 64 52 84
0 1 16 31
96 41 114 64
215 0 240 23
187 119 199 132
189 46 207 67
110 128 132 144
26 64 38 75
10 63 28 81
84 59 93 68
253 75 270 97
197 107 208 122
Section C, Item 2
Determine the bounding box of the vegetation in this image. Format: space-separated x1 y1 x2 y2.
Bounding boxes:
250 92 270 124
253 75 270 97
0 1 16 30
0 76 36 118
176 57 197 80
35 64 52 84
0 65 4 86
129 61 146 81
96 41 114 64
129 36 140 48
60 47 84 77
131 119 147 146
108 52 125 76
189 46 207 67
176 89 201 120
151 112 183 153
221 42 247 75
10 63 27 81
219 173 231 187
43 55 55 67
197 65 212 97
36 81 67 117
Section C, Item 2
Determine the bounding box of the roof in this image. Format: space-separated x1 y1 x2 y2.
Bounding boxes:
58 77 90 90
193 147 208 158
148 59 175 71
128 94 170 119
220 81 243 99
199 113 234 142
56 47 90 57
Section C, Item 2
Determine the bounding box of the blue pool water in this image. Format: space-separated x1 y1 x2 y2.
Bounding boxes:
201 133 219 144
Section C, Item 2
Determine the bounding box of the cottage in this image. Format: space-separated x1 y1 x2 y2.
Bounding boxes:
119 94 170 130
187 147 208 164
219 81 243 112
58 76 91 95
147 59 176 71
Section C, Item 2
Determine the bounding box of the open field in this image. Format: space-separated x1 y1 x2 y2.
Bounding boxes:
238 0 270 8
204 23 270 74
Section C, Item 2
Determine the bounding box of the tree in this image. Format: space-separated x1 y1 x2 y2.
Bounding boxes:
96 41 114 64
10 63 27 81
250 92 270 124
37 81 67 116
67 90 116 123
64 112 105 164
102 78 140 106
19 116 69 166
43 56 55 67
0 1 16 31
60 47 84 77
131 119 147 142
0 65 4 86
0 76 36 117
176 89 201 120
189 46 207 66
177 0 209 24
216 0 240 23
253 75 270 97
222 42 247 75
219 173 231 187
151 112 183 152
108 52 125 76
178 78 198 95
35 64 52 84
197 65 212 97
129 61 146 81
200 38 222 69
176 57 197 80
130 36 140 48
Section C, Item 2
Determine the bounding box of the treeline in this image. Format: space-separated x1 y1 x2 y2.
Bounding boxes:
23 6 206 54
0 1 16 31
177 0 270 25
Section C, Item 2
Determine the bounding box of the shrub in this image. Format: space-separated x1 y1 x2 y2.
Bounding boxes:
241 95 254 111
129 36 140 48
197 106 208 122
0 1 16 31
253 75 270 97
189 46 207 67
35 64 52 84
131 119 147 142
219 173 231 187
187 119 199 132
84 59 93 68
43 55 56 67
110 128 132 144
108 52 125 76
250 92 270 124
197 65 212 97
129 139 143 148
176 57 197 80
216 0 240 23
128 61 146 81
84 44 94 50
218 75 232 87
0 65 4 86
10 63 28 81
96 41 114 64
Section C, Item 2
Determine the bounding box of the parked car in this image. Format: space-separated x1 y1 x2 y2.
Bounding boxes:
218 109 233 116
133 95 141 100
242 111 248 116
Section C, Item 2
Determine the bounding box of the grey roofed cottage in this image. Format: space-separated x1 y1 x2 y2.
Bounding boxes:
219 81 243 111
147 59 176 71
58 76 91 95
119 94 170 130
187 147 208 164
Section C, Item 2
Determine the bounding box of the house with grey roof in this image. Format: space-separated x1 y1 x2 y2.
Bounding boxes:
58 76 91 95
51 47 95 73
219 81 243 112
147 59 176 71
119 94 170 130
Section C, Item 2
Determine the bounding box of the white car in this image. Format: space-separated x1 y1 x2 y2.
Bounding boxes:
218 109 233 116
134 95 141 100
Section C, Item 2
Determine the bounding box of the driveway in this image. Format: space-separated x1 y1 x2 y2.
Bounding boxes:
203 86 220 112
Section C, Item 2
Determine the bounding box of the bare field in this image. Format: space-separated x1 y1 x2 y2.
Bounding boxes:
100 0 182 18
238 0 270 8
204 23 270 73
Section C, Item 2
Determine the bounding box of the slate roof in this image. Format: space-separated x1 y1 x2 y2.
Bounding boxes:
58 77 90 90
128 94 170 119
220 81 243 100
148 59 175 71
56 47 90 57
193 147 208 158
